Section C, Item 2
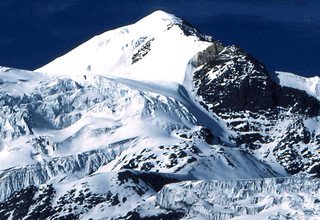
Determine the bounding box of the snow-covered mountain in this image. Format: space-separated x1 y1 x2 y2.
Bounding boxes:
0 10 319 219
36 10 212 84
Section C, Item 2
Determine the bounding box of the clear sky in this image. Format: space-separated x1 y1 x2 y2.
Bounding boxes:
1 0 319 77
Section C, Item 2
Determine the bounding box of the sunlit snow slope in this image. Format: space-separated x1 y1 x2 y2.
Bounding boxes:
275 71 320 100
36 10 212 84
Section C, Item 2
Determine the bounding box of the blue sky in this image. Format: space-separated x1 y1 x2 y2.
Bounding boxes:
1 0 319 77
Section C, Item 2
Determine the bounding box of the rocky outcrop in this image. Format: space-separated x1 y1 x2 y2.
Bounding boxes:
0 170 181 220
195 41 224 66
191 44 320 175
193 45 320 116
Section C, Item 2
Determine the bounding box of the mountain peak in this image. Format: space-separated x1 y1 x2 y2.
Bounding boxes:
138 10 180 24
36 10 211 84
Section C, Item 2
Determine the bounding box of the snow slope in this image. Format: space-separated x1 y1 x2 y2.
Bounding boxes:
274 71 320 100
36 10 212 84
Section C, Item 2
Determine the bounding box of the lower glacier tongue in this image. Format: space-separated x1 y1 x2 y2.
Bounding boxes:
156 175 320 220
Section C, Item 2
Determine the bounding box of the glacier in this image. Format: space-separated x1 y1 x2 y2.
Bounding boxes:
156 175 320 219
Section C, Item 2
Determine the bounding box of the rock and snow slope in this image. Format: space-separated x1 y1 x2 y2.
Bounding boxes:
274 71 320 101
191 43 320 177
0 10 319 219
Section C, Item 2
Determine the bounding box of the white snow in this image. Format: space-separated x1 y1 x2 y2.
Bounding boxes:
275 71 320 100
0 67 47 96
36 11 211 84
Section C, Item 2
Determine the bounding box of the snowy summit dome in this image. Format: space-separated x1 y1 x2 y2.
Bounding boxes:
36 10 212 84
136 10 182 26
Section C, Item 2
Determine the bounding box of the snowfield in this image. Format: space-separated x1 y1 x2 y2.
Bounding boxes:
36 10 212 84
274 71 320 100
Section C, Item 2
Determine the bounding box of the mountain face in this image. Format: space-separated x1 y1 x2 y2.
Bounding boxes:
0 10 319 219
191 44 320 176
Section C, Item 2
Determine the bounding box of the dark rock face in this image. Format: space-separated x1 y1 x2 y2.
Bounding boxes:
0 183 111 220
0 185 56 220
273 119 320 175
135 172 180 192
195 42 224 66
194 45 320 116
131 38 154 64
122 210 185 220
192 44 320 175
